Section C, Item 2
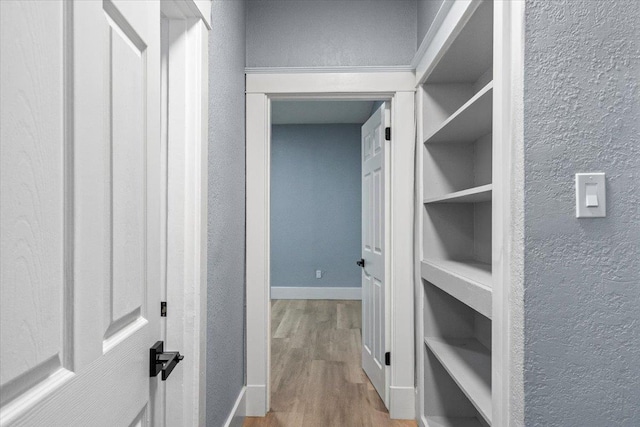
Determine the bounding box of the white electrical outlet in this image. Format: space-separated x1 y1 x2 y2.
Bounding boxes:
315 270 322 279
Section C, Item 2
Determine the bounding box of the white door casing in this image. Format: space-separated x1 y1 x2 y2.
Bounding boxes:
245 71 416 420
361 103 391 407
1 0 163 425
160 4 210 425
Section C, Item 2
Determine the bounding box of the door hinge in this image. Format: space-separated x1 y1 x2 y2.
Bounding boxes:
385 127 391 141
385 352 391 366
161 301 167 317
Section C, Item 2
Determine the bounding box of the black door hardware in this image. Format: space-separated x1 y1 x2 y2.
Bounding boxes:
150 341 184 380
356 258 365 268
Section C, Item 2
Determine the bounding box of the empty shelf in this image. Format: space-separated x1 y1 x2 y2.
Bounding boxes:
425 0 493 84
425 416 483 427
424 337 492 425
424 82 493 145
421 259 492 318
424 184 492 204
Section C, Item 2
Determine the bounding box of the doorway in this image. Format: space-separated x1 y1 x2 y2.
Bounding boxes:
245 71 416 420
264 100 389 424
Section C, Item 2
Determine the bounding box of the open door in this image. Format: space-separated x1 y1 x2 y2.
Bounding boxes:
360 103 390 407
1 1 171 424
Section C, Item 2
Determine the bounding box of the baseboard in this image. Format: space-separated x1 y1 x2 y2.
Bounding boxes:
271 286 361 300
245 384 267 417
390 386 416 420
223 386 246 427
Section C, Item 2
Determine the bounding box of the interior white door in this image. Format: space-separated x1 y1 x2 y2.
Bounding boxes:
360 103 390 406
1 0 164 425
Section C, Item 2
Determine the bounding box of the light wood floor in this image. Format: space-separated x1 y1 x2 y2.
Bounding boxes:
243 300 417 427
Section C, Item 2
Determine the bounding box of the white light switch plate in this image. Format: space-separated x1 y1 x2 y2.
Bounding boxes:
576 173 606 218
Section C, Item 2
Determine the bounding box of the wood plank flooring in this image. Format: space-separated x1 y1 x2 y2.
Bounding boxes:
243 300 417 427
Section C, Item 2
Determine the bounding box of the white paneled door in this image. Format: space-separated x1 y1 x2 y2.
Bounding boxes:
1 0 163 425
360 103 390 407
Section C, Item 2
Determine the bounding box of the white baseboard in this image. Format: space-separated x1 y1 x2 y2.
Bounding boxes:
245 384 267 417
223 386 246 427
271 286 361 300
390 386 416 420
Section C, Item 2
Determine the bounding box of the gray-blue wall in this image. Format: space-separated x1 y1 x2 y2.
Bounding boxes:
246 0 417 67
271 124 362 288
524 0 640 425
207 1 246 426
417 0 444 48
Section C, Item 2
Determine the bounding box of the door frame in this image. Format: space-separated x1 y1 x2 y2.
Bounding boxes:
160 1 210 426
245 71 416 419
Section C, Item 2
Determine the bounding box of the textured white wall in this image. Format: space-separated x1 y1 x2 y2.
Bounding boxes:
524 0 640 424
246 0 417 67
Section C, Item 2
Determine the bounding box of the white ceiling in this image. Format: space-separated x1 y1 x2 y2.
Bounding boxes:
271 100 376 125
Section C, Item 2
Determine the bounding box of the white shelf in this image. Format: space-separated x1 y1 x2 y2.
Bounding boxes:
421 259 492 319
425 416 483 427
424 82 493 145
424 337 492 425
425 0 493 84
424 184 492 204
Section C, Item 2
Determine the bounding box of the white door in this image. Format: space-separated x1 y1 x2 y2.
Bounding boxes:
360 103 390 406
1 0 164 425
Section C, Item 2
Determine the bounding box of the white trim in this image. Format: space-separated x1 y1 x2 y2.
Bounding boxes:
246 93 271 418
246 65 414 75
159 3 210 426
246 73 416 420
223 386 247 427
492 1 524 426
414 0 480 86
271 287 362 300
389 386 417 420
389 91 416 418
410 0 456 69
245 385 267 417
246 71 416 94
413 88 425 424
161 0 211 29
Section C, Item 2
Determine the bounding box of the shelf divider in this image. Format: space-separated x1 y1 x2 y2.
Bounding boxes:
424 337 492 425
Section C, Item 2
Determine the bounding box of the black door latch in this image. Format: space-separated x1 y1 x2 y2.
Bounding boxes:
150 341 184 380
356 258 365 268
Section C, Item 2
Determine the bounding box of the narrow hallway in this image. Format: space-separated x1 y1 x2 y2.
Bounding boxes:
243 300 416 427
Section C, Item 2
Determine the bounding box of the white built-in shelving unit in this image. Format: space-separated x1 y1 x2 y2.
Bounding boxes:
416 1 501 426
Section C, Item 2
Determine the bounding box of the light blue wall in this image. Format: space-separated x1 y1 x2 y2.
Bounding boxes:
206 1 246 426
524 0 640 425
246 0 417 67
271 124 362 288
